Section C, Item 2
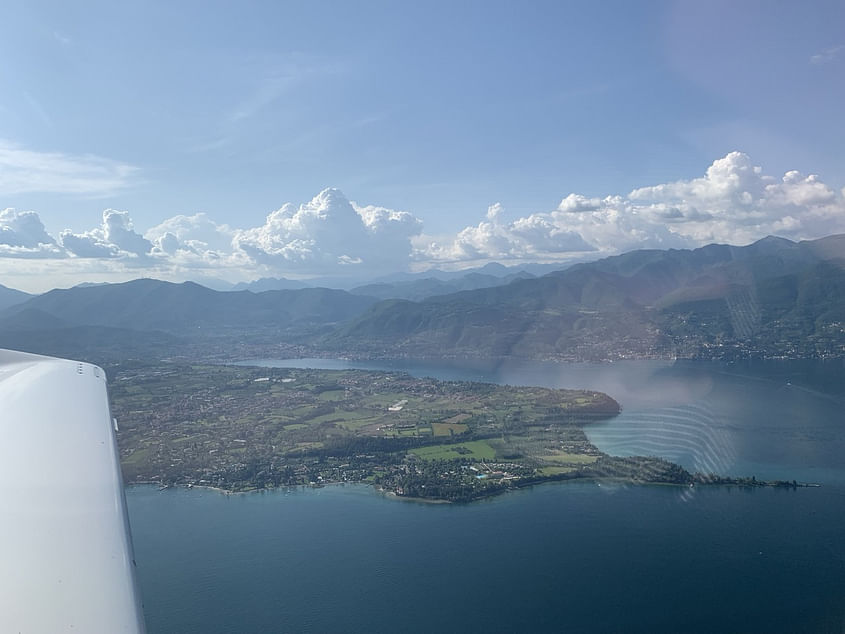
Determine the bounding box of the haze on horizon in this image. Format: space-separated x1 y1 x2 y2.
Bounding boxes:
1 0 843 293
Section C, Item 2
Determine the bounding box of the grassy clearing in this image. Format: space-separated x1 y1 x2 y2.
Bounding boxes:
410 440 496 461
122 446 152 466
286 441 324 453
541 450 598 465
317 390 346 401
364 393 412 407
336 417 380 431
306 413 345 425
539 466 575 476
431 422 469 437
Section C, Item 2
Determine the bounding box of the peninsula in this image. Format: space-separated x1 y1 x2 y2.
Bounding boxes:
111 362 806 502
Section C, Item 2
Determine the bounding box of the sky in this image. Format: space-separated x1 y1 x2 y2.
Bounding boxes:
0 0 843 293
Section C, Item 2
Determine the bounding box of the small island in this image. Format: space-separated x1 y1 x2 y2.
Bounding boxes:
110 362 812 502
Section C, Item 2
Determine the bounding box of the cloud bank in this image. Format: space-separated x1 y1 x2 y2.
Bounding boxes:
1 153 843 290
420 152 845 263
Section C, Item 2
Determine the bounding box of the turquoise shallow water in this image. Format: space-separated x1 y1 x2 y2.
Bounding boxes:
129 359 845 632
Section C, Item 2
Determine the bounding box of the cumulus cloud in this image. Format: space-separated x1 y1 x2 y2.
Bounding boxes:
0 190 422 280
2 154 844 289
557 194 604 213
0 209 56 248
0 208 64 258
421 152 845 264
59 231 116 258
61 209 152 258
103 210 153 255
146 213 234 253
623 151 844 245
234 188 421 273
0 140 137 196
422 202 595 262
143 213 241 270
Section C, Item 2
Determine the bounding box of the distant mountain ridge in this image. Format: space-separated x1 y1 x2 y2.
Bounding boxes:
326 235 845 360
363 261 565 284
1 235 842 362
0 279 378 335
231 277 309 292
349 271 535 302
228 264 546 300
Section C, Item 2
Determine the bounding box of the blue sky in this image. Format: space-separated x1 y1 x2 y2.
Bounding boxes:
0 0 843 291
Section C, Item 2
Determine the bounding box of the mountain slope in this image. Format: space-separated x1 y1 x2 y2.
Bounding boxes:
327 235 845 359
0 283 33 312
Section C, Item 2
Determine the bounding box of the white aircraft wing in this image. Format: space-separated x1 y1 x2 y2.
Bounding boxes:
0 349 146 633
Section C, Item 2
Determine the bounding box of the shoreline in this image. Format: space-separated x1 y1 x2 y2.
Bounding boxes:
128 473 821 504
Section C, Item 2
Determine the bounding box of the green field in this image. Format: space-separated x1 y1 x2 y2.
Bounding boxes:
431 422 469 437
317 389 346 401
539 466 575 476
541 450 599 465
410 440 496 461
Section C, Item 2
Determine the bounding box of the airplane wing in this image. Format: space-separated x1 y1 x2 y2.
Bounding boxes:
0 349 146 633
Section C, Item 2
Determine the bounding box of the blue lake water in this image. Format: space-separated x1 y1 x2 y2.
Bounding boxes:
128 358 845 632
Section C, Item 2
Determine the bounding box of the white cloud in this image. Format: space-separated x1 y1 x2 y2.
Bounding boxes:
144 213 240 269
2 154 843 291
59 231 117 258
622 151 844 245
421 203 595 263
61 209 152 258
102 210 153 255
0 140 138 196
0 208 57 248
0 208 64 258
557 194 604 213
0 191 422 283
234 188 421 273
420 151 845 264
486 202 504 221
155 232 180 255
145 213 233 250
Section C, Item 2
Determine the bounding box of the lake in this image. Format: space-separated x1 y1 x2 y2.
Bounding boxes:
128 358 845 632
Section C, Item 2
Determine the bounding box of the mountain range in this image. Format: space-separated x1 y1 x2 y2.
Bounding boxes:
0 234 842 361
0 279 377 335
348 270 536 302
326 235 845 360
222 262 553 299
